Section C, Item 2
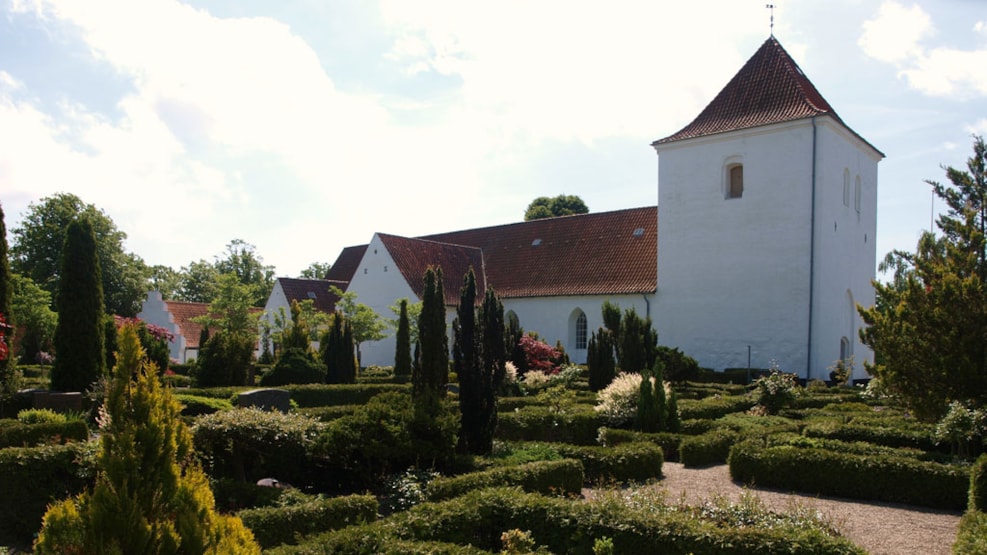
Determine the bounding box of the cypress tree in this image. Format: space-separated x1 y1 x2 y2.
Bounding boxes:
636 366 658 433
414 266 448 399
618 307 658 374
394 299 412 377
51 218 105 392
455 269 490 454
476 286 504 453
666 386 681 433
34 323 260 554
322 311 356 384
587 328 617 391
653 360 667 432
506 312 526 377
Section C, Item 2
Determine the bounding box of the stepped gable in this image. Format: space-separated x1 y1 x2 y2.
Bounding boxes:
163 300 210 349
654 37 843 146
421 206 657 298
377 234 485 306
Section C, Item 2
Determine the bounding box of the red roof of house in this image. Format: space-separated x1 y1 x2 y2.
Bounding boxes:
331 206 657 302
275 277 346 314
164 300 211 349
324 245 365 284
377 234 486 305
653 37 881 157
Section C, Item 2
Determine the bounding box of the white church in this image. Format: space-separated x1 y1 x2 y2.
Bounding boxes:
267 36 882 382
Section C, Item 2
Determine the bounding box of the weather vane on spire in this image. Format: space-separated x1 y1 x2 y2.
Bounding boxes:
766 4 776 36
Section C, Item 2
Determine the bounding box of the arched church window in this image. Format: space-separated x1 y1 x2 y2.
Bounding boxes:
728 164 744 199
840 336 851 364
843 168 851 207
576 311 587 350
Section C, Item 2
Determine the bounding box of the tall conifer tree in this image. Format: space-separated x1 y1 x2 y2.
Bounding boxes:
51 218 105 392
394 299 412 377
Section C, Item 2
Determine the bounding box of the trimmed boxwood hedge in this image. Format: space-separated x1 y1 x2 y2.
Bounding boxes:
265 524 492 555
425 459 584 501
596 427 683 462
295 404 362 422
0 419 89 448
282 383 410 408
677 395 754 420
680 429 739 467
728 439 969 510
175 393 233 416
495 406 602 445
953 510 987 555
802 420 939 451
0 442 97 543
281 487 864 555
971 453 987 511
237 493 378 548
545 441 664 483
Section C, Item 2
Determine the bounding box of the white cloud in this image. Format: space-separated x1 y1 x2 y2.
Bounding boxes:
860 1 987 99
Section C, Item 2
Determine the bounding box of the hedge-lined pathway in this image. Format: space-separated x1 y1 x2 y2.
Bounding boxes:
584 463 963 555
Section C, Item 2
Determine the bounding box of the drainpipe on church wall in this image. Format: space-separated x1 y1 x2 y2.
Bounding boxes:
806 116 818 381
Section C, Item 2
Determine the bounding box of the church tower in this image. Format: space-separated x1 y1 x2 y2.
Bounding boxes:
651 37 883 381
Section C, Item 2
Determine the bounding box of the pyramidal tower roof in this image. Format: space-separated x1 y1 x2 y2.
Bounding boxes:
653 37 872 149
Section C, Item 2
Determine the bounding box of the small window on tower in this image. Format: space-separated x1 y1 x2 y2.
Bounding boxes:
728 164 744 199
854 175 862 214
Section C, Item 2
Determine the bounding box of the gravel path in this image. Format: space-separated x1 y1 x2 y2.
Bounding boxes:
593 463 963 555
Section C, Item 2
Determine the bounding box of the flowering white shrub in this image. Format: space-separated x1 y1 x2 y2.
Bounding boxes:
550 364 584 387
520 369 552 391
503 361 518 384
594 372 671 425
750 370 799 414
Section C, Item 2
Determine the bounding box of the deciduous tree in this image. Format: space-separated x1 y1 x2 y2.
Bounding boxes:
329 285 386 367
523 194 590 221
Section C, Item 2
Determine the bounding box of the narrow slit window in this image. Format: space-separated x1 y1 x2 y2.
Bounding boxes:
728 164 743 199
854 175 862 213
576 312 587 350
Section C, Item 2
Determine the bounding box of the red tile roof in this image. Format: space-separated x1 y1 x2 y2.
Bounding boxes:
324 245 366 284
276 277 347 314
377 234 486 305
164 300 211 349
653 36 880 157
330 207 657 301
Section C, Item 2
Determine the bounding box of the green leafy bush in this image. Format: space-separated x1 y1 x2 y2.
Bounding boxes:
237 493 377 548
17 408 67 424
728 439 969 510
680 429 739 467
802 420 938 451
596 427 683 462
549 441 663 483
495 405 602 445
295 404 361 422
283 382 410 407
0 442 97 543
259 347 326 387
750 370 800 414
971 453 987 511
677 394 754 420
175 393 234 416
954 510 987 555
425 459 584 501
192 407 325 486
0 419 89 448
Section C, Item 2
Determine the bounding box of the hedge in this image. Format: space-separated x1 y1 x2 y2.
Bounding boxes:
596 427 683 462
545 441 664 483
802 420 938 451
265 524 492 555
971 453 987 512
677 395 754 420
495 406 602 445
286 487 863 555
175 393 233 416
680 429 739 467
728 439 969 510
0 419 90 448
953 510 987 555
237 493 378 548
425 459 584 501
0 442 97 543
295 404 361 422
282 383 410 407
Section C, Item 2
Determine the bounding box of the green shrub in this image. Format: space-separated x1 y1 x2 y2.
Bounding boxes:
728 439 969 510
0 442 97 543
680 429 739 467
678 395 754 420
713 413 800 436
211 478 286 513
295 404 361 422
0 419 89 448
283 382 410 407
802 420 937 451
238 493 378 548
549 441 663 483
425 459 584 501
162 373 193 387
596 427 683 462
265 524 491 555
260 348 326 386
954 510 987 555
17 408 67 424
192 407 325 486
971 453 987 511
495 406 602 445
175 393 233 416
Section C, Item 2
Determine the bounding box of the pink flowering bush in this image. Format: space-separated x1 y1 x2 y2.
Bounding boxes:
0 313 8 361
518 334 561 375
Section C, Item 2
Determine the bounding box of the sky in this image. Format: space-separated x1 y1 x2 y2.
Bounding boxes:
1 0 985 279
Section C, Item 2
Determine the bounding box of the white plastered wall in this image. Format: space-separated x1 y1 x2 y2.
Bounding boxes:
137 291 188 363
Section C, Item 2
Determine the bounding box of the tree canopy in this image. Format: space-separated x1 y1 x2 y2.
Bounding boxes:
10 192 149 316
859 136 987 419
524 194 589 221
